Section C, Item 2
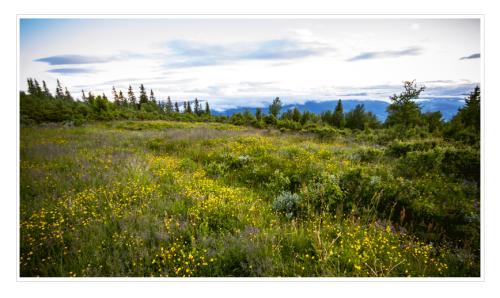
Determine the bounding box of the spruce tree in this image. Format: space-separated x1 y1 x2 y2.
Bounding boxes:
331 99 346 128
205 101 211 116
42 81 52 98
128 85 137 107
255 108 262 121
174 102 180 113
118 90 125 106
27 78 35 95
194 98 200 115
186 101 193 114
300 110 311 125
112 86 119 104
55 79 64 99
139 84 148 105
34 79 42 97
459 85 480 132
444 86 480 144
81 90 87 102
345 104 367 130
292 107 301 122
87 91 95 105
64 87 74 101
166 96 173 113
149 90 156 104
345 104 380 130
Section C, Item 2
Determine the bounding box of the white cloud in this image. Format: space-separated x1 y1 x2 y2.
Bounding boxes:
20 18 480 109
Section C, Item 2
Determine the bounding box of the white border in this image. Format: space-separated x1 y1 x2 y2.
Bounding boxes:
16 13 485 283
7 2 497 294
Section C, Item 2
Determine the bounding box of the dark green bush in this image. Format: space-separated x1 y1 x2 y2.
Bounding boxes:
441 147 480 182
396 148 444 178
300 173 344 214
387 139 440 157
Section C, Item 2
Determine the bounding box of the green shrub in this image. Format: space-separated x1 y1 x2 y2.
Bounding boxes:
300 173 344 215
265 170 291 194
387 139 440 157
396 148 444 178
355 147 385 163
272 191 302 218
441 147 480 182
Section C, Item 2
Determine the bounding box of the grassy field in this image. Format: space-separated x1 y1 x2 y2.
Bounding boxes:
20 121 480 277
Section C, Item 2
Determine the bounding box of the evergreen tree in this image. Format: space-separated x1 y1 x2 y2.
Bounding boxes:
64 87 74 101
331 99 346 128
55 79 64 99
118 90 125 106
194 98 200 115
34 79 42 97
281 109 293 121
186 101 193 114
345 104 380 130
458 85 480 132
139 84 148 105
444 86 480 144
81 90 87 102
174 102 180 113
205 101 211 116
112 86 119 104
87 91 95 105
127 85 137 107
269 97 282 117
94 94 109 114
183 101 188 113
149 89 156 104
292 107 301 122
166 96 173 113
321 110 333 124
300 110 311 125
27 78 35 95
422 111 443 133
243 109 255 121
385 80 424 128
255 108 262 121
42 81 52 98
345 104 365 130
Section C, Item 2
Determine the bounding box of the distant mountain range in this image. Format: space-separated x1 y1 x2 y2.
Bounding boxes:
212 98 466 121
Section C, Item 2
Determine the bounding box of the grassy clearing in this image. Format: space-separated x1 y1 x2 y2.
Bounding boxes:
20 121 479 277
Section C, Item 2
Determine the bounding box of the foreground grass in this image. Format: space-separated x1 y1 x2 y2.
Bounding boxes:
20 121 479 277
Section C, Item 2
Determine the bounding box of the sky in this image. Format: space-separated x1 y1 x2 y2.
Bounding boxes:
19 18 480 111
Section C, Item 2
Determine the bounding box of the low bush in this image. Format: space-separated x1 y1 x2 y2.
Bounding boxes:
387 139 441 157
272 191 302 218
441 147 480 182
300 173 344 214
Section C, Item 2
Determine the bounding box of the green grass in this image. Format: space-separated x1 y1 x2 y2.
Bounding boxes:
20 121 480 277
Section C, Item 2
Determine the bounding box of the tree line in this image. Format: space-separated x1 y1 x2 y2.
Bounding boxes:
20 78 480 144
21 79 213 123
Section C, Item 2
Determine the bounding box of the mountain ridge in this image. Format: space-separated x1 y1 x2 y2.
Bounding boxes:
212 98 465 121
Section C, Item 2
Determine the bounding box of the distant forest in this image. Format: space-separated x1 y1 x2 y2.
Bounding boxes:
20 79 480 144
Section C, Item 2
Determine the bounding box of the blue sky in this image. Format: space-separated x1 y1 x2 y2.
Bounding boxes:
20 18 480 110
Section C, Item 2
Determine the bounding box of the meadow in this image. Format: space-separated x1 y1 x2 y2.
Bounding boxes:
20 120 479 277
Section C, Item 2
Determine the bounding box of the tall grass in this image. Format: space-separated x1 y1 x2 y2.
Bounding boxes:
20 121 479 277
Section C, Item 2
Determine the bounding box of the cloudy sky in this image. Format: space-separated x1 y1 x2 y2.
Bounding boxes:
20 18 480 110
